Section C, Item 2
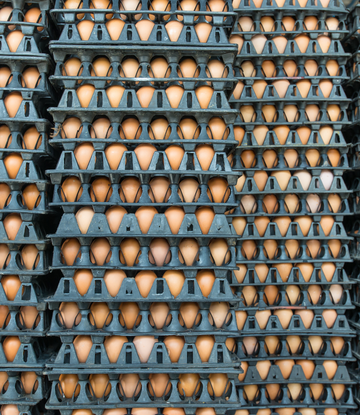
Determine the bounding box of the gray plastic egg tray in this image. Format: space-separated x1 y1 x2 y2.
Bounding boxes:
0 219 48 248
49 120 239 154
0 97 53 125
0 33 49 57
46 150 238 184
0 309 49 336
45 336 242 375
0 246 50 276
46 375 239 409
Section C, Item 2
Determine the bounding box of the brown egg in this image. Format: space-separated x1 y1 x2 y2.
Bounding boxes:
73 335 92 363
178 373 200 396
77 20 94 40
194 144 215 171
194 206 215 235
234 310 247 330
274 309 293 329
118 373 140 398
1 275 20 301
308 336 323 354
134 271 157 298
90 237 111 264
3 336 20 362
195 335 214 362
104 143 127 170
0 6 13 27
119 177 142 203
61 177 83 202
21 67 40 89
136 87 155 108
61 117 82 139
331 337 344 354
208 373 229 397
62 58 82 76
20 371 38 394
0 125 11 148
90 177 113 202
234 264 247 284
295 309 314 328
264 285 278 305
119 302 140 328
149 238 170 266
4 153 22 179
21 127 41 150
19 306 39 329
178 178 200 203
3 213 21 240
208 117 229 140
162 270 184 298
106 18 125 40
307 284 321 305
297 359 315 379
135 20 155 41
61 238 81 266
196 270 215 298
104 206 126 234
133 336 157 363
163 336 185 362
149 118 170 140
307 193 321 213
0 406 19 415
209 238 230 266
274 263 292 282
179 302 200 328
149 57 169 78
243 384 258 400
195 86 213 109
160 207 183 235
232 217 247 236
89 374 110 398
6 31 24 52
75 207 94 236
118 239 140 267
238 361 249 381
90 117 111 139
207 177 230 203
21 244 39 269
323 309 337 328
264 336 279 354
0 244 10 268
133 144 156 171
255 310 271 329
119 58 140 78
178 118 198 140
256 360 271 380
89 302 112 328
0 305 9 327
149 373 170 397
104 270 125 297
209 302 230 328
90 57 111 77
103 336 127 363
59 302 81 328
178 58 198 78
149 177 171 203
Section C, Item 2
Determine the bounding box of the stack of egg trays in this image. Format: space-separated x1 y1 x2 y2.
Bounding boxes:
225 0 358 414
44 1 246 413
0 0 59 409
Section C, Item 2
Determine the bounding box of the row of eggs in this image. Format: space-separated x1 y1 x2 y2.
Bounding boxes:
0 243 40 269
0 371 39 394
236 16 340 32
60 237 231 266
232 0 333 8
238 59 340 78
57 301 339 330
236 170 336 191
71 84 224 109
234 148 343 168
62 56 228 79
74 206 223 235
0 183 40 210
0 125 42 149
63 0 230 18
233 262 339 283
238 104 344 123
236 194 342 215
232 215 339 237
0 304 40 328
0 7 43 28
69 19 219 42
230 33 335 55
0 66 42 89
68 409 338 415
59 117 230 140
233 79 340 100
68 142 219 170
65 333 346 362
57 372 231 399
60 176 231 203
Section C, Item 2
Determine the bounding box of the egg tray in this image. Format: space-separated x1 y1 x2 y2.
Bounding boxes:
236 362 353 386
232 0 347 17
46 149 239 185
48 89 237 123
232 128 348 151
0 159 48 189
230 154 349 175
231 19 347 41
233 40 350 67
0 11 58 40
233 219 350 241
50 62 237 92
50 183 238 215
45 338 242 375
229 83 350 108
47 273 238 306
0 220 49 250
237 336 354 362
51 23 235 50
234 174 351 198
0 123 57 162
46 375 240 410
347 152 360 170
342 100 360 126
347 240 360 262
230 265 353 288
0 53 53 75
235 240 351 264
0 309 49 337
0 98 53 127
0 246 50 276
0 33 50 57
232 287 354 313
49 122 239 155
50 241 238 272
47 410 351 415
236 384 356 411
227 199 351 221
233 110 350 130
0 373 49 405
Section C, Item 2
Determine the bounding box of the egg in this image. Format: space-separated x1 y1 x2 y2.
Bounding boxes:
77 20 95 40
137 86 155 108
163 270 185 297
257 360 271 380
297 359 315 379
102 336 127 363
21 244 39 269
4 153 22 179
91 57 112 77
0 125 11 149
73 269 93 296
0 406 19 415
208 117 228 140
61 117 82 138
164 206 184 234
132 336 157 363
119 238 140 266
23 127 42 150
195 206 215 235
119 177 142 203
209 302 230 327
0 67 11 89
135 20 155 41
0 7 13 27
3 213 22 240
59 302 81 328
19 306 39 329
89 374 110 398
62 58 82 76
295 309 314 328
1 275 20 301
179 302 200 328
265 336 279 354
118 374 141 397
165 86 184 109
196 270 215 297
163 336 184 362
21 67 40 89
92 117 112 138
0 244 10 268
76 84 95 107
0 305 9 327
120 58 140 78
134 207 156 234
178 178 200 202
59 374 80 398
61 238 81 265
149 118 170 140
3 336 20 362
119 302 140 328
149 238 170 266
134 271 156 298
274 309 293 329
149 373 171 397
89 302 112 328
177 373 200 396
150 57 169 78
90 177 112 202
104 206 126 234
73 335 92 363
6 31 24 52
208 373 229 397
104 270 125 297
